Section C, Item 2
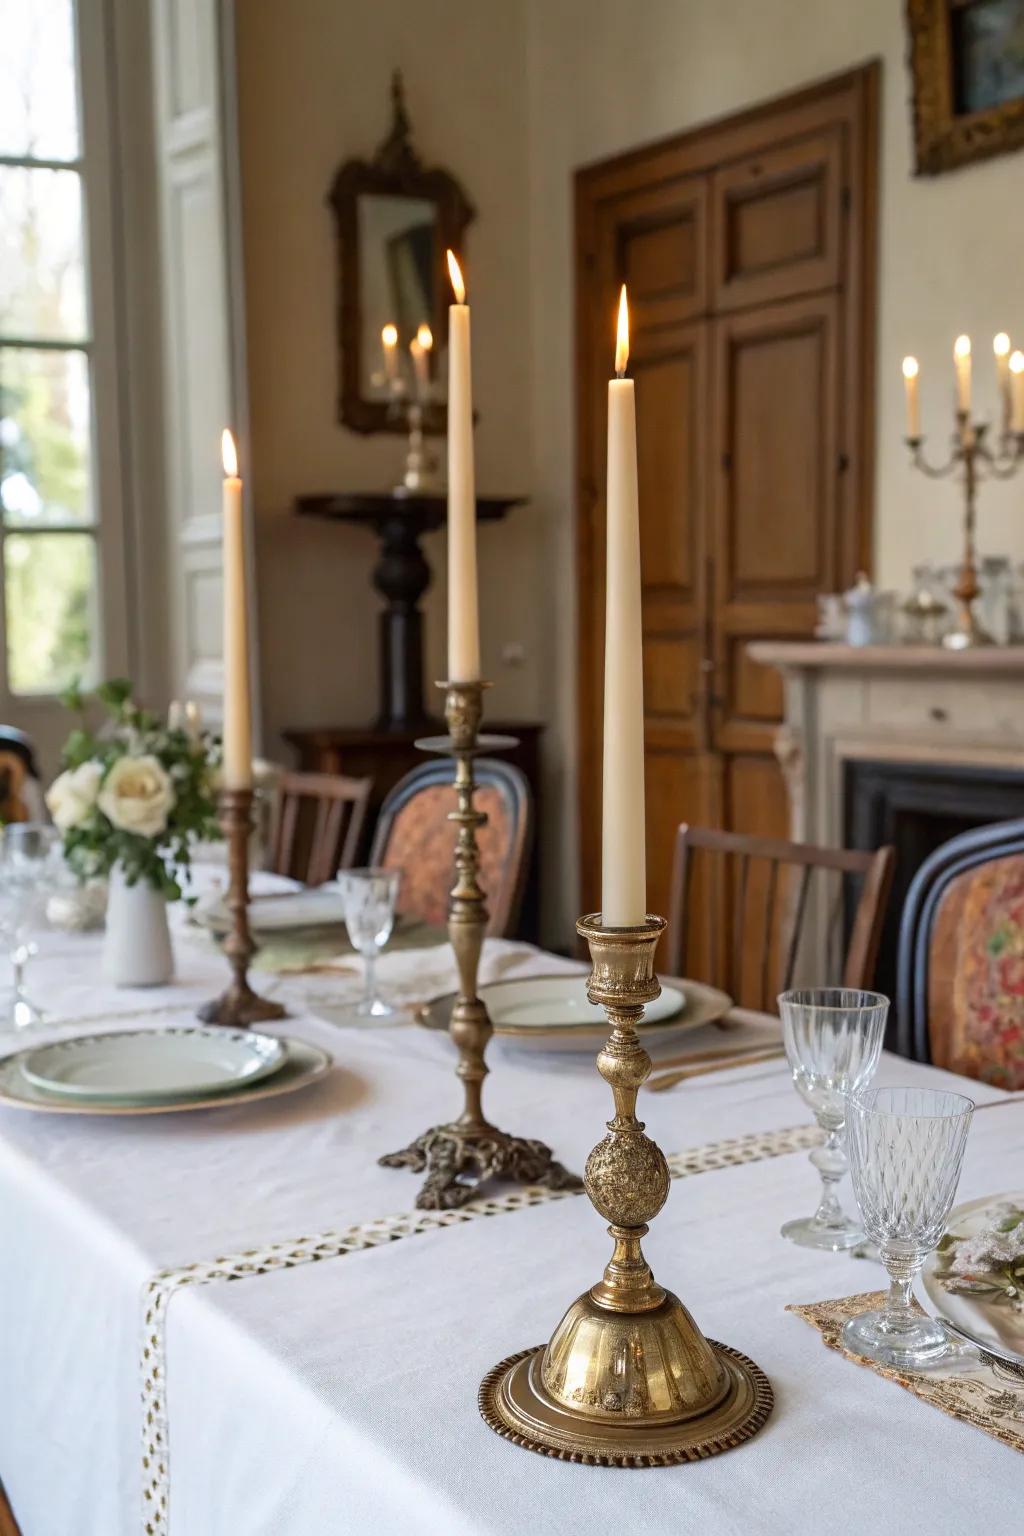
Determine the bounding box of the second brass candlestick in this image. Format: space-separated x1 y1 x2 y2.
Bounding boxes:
379 680 580 1210
197 787 287 1029
480 914 772 1465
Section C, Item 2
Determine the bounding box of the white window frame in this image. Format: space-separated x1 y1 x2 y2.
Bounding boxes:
0 0 131 751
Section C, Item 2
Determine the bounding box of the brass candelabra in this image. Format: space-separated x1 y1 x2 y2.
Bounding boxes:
379 680 580 1210
479 914 772 1465
907 413 1024 649
197 787 287 1028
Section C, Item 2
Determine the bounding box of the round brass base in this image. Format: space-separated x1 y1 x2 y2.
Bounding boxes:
479 1343 773 1466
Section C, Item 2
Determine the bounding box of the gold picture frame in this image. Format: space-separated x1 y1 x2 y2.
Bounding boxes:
907 0 1024 174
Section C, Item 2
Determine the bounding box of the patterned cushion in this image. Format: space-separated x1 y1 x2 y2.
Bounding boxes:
928 854 1024 1090
379 783 513 933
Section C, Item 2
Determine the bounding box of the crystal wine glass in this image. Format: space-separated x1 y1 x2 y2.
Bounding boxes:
779 987 889 1250
338 867 400 1018
843 1086 974 1367
0 822 61 1030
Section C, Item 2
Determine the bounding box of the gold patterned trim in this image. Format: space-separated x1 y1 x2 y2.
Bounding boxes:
140 1122 821 1533
788 1290 1024 1453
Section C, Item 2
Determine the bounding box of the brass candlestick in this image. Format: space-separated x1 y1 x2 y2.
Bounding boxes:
379 680 580 1210
907 414 1024 650
197 787 287 1028
480 914 772 1465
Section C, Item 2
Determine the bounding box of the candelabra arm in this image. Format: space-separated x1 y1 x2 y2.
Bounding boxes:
906 436 959 479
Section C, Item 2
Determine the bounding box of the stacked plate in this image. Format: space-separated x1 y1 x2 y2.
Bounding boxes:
418 973 732 1053
0 1026 332 1116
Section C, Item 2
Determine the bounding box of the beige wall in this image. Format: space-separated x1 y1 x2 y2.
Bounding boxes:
235 0 539 755
236 0 1024 947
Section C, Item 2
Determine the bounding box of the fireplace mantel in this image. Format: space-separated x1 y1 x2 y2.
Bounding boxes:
749 642 1024 675
748 642 1024 846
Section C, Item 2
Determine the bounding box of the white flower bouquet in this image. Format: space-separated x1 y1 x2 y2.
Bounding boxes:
46 680 221 899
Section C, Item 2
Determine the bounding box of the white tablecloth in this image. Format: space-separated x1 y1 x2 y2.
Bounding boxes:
0 887 1018 1534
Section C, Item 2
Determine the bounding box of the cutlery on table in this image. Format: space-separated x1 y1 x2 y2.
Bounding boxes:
645 1046 786 1092
936 1315 1024 1379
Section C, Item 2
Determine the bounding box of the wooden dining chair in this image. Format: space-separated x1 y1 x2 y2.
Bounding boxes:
268 771 373 885
666 824 894 1011
368 758 532 938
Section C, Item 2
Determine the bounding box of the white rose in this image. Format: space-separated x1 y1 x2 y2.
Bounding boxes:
98 755 176 840
46 761 103 832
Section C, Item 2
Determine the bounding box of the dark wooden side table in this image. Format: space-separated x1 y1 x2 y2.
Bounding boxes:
294 491 524 732
284 722 545 941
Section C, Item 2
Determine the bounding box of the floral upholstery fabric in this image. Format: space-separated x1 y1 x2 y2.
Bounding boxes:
378 783 515 935
929 854 1024 1090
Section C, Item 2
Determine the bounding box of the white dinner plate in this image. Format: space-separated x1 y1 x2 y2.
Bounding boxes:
196 886 350 935
21 1027 285 1102
418 974 732 1052
0 1037 331 1115
920 1190 1024 1362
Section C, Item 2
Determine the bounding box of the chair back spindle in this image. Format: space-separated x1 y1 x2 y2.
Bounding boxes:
270 771 373 885
666 824 894 1010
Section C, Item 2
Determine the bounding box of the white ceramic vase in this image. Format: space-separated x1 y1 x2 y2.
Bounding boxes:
102 864 174 987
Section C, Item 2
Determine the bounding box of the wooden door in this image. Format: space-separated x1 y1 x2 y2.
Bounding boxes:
576 65 878 944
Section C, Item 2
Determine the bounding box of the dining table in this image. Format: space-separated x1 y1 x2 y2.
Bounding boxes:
0 867 1021 1535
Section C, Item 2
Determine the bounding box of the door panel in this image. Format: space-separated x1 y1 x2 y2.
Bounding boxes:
615 178 709 326
711 128 843 312
712 294 840 764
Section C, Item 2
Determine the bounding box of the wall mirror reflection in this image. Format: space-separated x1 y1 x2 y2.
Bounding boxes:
330 72 474 434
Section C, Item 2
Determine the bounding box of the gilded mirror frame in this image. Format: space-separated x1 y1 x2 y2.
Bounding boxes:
329 71 475 434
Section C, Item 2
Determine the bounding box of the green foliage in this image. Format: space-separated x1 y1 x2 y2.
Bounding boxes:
52 680 222 900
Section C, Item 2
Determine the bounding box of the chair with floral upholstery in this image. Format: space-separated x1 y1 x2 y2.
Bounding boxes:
896 817 1024 1089
368 758 532 938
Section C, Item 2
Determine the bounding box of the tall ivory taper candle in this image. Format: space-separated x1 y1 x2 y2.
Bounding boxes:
221 430 252 790
601 285 646 927
954 334 972 415
902 357 920 439
994 333 1011 427
1012 351 1024 435
446 251 480 681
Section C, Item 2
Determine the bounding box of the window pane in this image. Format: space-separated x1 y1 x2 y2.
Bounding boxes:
0 166 86 340
0 0 80 162
4 530 96 694
0 347 91 525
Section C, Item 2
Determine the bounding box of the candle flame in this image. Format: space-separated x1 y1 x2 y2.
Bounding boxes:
1011 351 1024 376
994 332 1011 358
381 323 398 348
447 250 465 304
416 323 433 350
221 429 238 478
902 356 918 380
954 334 971 360
615 285 629 377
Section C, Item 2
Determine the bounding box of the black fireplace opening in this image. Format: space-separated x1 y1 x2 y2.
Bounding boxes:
844 758 1024 1050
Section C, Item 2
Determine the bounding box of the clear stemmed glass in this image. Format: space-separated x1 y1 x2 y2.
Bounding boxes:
843 1086 974 1368
0 823 61 1030
779 987 889 1250
338 867 401 1018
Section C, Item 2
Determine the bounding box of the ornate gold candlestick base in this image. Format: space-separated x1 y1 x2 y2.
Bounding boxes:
480 915 772 1465
379 680 580 1211
197 788 287 1029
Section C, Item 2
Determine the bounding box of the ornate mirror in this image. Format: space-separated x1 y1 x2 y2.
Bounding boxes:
329 72 475 434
